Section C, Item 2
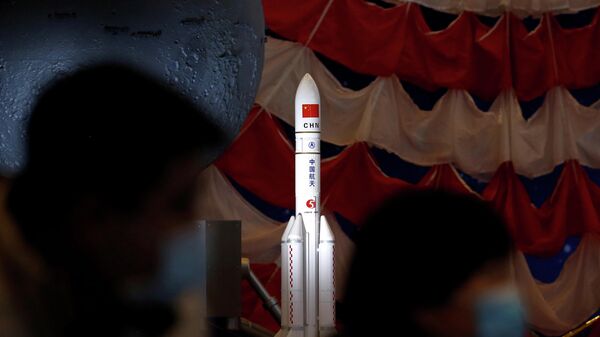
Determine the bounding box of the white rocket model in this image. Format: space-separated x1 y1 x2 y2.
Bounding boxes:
277 74 336 337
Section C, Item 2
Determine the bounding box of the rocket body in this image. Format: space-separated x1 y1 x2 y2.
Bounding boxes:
295 73 321 337
278 73 335 337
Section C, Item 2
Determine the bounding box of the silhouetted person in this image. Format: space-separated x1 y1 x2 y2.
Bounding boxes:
2 64 223 337
340 190 525 337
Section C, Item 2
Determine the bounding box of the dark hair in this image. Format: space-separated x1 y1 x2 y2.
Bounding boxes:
341 189 511 337
7 63 222 264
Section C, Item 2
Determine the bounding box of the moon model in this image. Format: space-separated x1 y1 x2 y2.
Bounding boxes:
0 0 264 176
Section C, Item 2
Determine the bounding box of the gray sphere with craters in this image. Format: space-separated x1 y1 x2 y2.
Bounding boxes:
0 0 264 176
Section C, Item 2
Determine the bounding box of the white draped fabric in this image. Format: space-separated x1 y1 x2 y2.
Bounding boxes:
383 0 600 16
257 37 600 180
196 165 600 335
514 235 600 336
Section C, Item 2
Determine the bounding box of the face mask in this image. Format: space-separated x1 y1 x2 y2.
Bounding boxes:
475 286 525 337
126 225 206 303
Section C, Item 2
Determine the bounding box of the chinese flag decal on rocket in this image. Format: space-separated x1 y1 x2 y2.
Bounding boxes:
302 104 319 118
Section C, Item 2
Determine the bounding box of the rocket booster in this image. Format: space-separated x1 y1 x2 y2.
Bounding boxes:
278 74 335 337
279 215 305 337
318 215 335 336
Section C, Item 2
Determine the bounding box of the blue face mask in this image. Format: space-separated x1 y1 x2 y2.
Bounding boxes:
126 226 206 303
475 286 525 337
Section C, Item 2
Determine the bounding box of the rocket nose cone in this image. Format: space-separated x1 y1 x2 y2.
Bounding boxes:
295 73 320 102
302 73 315 84
288 214 305 242
281 215 295 242
319 215 334 242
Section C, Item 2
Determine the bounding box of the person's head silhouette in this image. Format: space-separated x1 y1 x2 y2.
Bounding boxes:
341 189 523 337
6 64 223 337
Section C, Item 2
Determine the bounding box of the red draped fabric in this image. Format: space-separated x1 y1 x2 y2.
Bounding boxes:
263 0 600 100
483 163 543 252
216 107 295 209
322 143 412 224
485 162 600 255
